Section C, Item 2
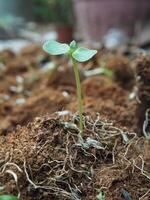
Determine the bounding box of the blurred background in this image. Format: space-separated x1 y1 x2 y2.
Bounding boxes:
0 0 150 51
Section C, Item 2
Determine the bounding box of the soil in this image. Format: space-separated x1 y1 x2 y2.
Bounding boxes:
0 44 149 200
135 55 150 135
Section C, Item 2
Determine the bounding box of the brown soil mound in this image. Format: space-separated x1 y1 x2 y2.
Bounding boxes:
107 55 134 90
0 115 149 200
0 88 70 134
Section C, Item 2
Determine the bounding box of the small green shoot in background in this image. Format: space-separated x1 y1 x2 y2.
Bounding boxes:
96 190 105 200
84 59 113 79
0 195 19 200
99 60 113 78
43 40 97 136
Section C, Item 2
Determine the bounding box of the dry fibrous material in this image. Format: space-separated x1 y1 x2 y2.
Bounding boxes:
0 114 149 199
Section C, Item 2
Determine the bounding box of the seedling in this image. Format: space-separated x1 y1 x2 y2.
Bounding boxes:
43 40 97 135
0 195 19 200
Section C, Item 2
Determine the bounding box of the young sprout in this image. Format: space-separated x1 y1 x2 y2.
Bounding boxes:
43 40 97 135
0 195 19 200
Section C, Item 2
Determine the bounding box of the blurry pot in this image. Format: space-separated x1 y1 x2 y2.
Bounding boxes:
73 0 150 42
56 25 73 43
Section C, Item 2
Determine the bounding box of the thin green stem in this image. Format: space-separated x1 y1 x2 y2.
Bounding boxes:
72 57 84 135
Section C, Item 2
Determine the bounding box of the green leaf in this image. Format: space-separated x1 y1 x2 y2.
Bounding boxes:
0 195 19 200
43 40 69 55
72 47 97 62
69 40 77 49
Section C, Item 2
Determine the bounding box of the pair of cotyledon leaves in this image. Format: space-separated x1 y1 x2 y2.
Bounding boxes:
43 40 97 62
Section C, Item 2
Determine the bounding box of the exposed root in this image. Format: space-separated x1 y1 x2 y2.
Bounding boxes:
122 139 150 181
139 189 150 200
0 162 22 174
23 159 79 200
143 108 150 139
0 162 22 198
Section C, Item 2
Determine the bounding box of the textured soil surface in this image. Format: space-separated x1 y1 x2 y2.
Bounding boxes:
0 44 149 199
